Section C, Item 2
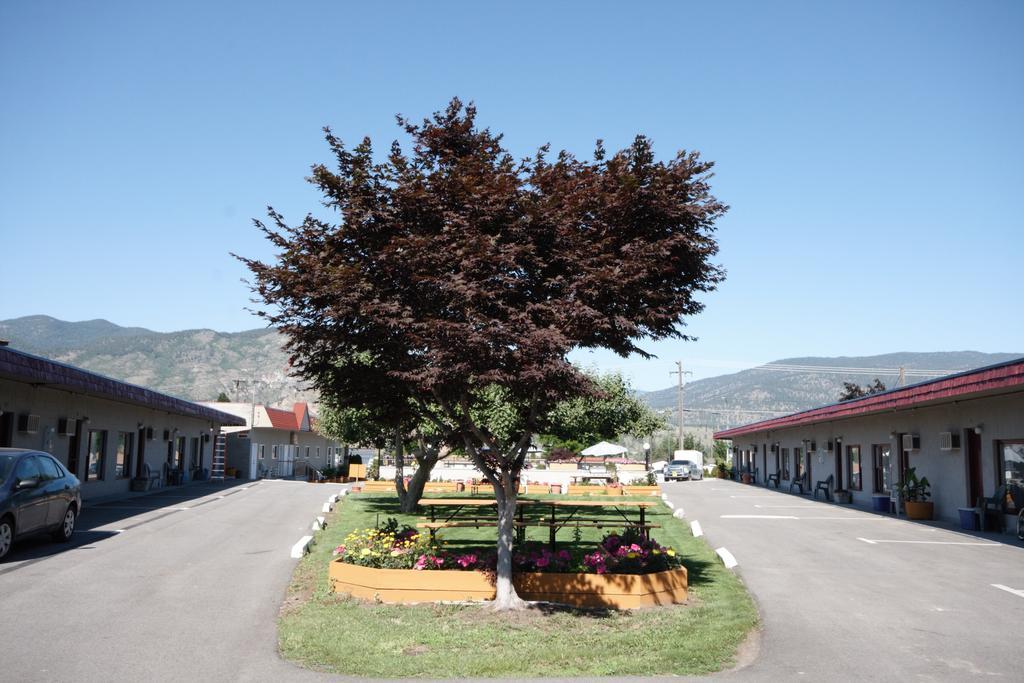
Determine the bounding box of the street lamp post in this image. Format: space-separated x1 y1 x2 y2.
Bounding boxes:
643 441 651 470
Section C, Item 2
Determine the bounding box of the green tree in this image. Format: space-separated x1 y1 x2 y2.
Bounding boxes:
215 391 231 402
544 372 666 451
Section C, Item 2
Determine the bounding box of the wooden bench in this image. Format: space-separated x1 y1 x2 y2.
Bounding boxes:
814 474 834 501
766 469 780 488
789 472 809 495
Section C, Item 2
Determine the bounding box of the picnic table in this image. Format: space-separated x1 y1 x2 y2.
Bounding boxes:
416 497 659 548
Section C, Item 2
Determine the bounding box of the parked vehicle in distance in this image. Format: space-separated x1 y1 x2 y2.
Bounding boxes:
0 449 82 560
664 459 693 482
688 462 704 480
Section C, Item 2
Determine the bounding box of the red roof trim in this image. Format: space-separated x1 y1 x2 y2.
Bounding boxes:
714 358 1024 440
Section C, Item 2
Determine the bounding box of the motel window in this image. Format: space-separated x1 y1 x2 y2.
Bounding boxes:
997 441 1024 514
793 447 803 481
847 445 862 491
305 447 310 459
190 437 200 470
258 444 265 460
781 448 790 480
317 447 321 461
873 444 891 494
67 420 80 477
87 430 107 481
115 432 134 479
272 445 278 460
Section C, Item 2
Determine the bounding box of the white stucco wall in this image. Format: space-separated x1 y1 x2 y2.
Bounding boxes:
723 391 1024 524
0 377 238 500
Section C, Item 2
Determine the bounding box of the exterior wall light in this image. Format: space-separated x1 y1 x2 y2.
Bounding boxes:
974 425 983 435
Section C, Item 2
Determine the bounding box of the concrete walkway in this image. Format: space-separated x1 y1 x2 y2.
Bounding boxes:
662 478 1024 680
1 479 344 682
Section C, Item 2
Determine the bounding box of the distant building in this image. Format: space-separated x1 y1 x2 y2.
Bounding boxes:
0 345 244 500
197 401 343 480
714 357 1024 529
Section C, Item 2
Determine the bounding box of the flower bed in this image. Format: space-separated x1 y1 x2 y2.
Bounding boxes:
328 523 688 609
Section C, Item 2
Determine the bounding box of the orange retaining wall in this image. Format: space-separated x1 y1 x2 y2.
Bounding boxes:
329 560 687 609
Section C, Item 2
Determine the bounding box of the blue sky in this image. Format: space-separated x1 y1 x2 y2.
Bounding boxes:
1 1 1021 390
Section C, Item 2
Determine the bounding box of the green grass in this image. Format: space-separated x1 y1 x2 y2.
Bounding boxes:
278 492 758 678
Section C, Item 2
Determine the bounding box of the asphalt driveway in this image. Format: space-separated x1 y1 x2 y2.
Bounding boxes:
662 479 1024 680
1 479 343 682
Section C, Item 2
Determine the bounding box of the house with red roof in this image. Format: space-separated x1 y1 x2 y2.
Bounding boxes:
713 357 1024 529
198 401 343 480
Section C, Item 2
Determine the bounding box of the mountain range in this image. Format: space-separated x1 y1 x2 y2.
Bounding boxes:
1 316 1019 431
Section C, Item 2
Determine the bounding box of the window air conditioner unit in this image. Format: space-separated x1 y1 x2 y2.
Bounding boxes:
826 440 834 452
145 427 154 440
17 414 40 434
163 429 172 441
809 440 817 452
901 434 921 451
938 432 960 451
57 417 77 436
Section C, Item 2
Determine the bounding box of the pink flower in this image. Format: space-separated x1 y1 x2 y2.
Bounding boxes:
414 554 428 570
456 554 478 568
535 556 550 568
556 550 571 562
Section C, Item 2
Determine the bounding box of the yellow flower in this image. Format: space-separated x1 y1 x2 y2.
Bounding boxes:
390 550 400 557
666 549 676 557
652 549 661 555
627 552 637 559
360 548 372 557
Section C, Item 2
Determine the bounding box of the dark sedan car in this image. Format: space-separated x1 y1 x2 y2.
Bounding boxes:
0 448 82 559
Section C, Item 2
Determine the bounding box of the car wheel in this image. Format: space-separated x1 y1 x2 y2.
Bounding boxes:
53 506 76 542
0 517 13 559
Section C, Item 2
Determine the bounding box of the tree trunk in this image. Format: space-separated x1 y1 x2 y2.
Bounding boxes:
492 471 527 611
398 462 432 513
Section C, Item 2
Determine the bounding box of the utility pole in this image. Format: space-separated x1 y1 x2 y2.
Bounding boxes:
896 367 906 387
670 361 692 451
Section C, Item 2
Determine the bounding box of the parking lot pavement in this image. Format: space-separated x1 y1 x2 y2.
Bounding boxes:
662 479 1024 680
1 479 344 682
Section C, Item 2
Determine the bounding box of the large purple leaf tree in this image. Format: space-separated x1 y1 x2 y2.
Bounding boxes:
239 99 725 610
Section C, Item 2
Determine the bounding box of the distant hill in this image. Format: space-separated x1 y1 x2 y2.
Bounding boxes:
2 317 1019 432
0 315 312 407
639 351 1023 431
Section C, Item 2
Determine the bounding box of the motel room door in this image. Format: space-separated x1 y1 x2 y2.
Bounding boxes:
966 429 983 506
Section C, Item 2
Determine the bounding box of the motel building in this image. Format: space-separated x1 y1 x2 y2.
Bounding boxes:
196 401 343 480
0 345 245 501
714 357 1024 531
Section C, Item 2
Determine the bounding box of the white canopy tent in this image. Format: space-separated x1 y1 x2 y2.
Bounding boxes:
580 441 628 457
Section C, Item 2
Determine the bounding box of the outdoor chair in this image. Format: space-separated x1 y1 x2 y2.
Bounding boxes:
814 474 834 502
789 472 809 495
977 485 1007 532
767 469 780 488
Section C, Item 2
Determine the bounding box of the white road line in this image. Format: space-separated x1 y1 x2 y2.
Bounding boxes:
857 538 1001 546
721 514 798 519
991 584 1024 599
800 516 879 520
730 495 777 499
755 504 818 509
174 507 191 511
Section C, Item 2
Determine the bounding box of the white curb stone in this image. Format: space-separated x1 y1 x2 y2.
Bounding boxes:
291 535 314 559
322 501 334 513
673 508 686 519
716 547 738 569
328 493 338 503
661 493 669 501
311 516 326 531
337 489 347 497
690 520 703 537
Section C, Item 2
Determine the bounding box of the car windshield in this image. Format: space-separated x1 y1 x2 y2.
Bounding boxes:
0 454 16 485
670 460 692 467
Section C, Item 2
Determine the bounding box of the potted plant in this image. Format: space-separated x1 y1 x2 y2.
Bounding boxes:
898 467 933 520
715 461 730 479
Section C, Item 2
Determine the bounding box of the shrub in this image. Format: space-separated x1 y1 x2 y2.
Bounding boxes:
582 529 681 575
